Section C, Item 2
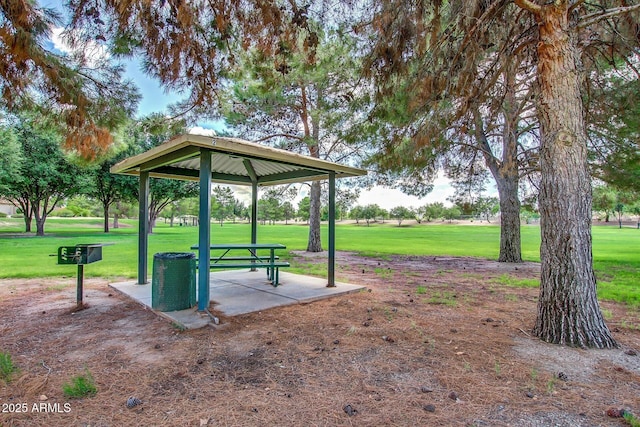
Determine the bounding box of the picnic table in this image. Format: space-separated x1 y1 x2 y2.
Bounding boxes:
191 243 290 286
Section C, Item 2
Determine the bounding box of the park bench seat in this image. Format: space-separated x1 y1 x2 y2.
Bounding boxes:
206 261 290 286
211 256 279 262
192 243 289 286
207 261 290 269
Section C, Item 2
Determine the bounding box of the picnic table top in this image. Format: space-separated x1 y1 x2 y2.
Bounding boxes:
190 243 286 250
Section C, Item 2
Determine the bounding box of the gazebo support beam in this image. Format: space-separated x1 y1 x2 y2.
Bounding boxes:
197 150 212 311
251 181 258 245
328 171 336 287
243 159 259 247
137 171 149 284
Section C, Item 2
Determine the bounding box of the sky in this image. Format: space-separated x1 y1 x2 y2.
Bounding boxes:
44 11 456 209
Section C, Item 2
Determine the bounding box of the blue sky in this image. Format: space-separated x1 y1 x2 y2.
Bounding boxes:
122 60 181 117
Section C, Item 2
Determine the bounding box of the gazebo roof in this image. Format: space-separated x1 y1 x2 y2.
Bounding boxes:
111 133 367 185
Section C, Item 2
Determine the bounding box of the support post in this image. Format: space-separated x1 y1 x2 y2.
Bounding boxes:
198 150 212 312
138 171 149 284
243 159 259 246
328 172 336 287
251 181 258 245
244 159 259 271
76 264 84 308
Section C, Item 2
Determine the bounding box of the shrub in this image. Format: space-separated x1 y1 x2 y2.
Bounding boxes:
62 371 97 398
52 208 75 217
0 351 18 383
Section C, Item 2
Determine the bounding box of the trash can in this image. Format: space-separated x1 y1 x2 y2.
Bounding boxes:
152 252 196 311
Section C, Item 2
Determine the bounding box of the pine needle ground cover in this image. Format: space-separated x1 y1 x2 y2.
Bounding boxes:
0 251 638 426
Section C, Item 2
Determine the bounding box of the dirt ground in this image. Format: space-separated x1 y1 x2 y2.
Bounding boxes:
1 252 639 427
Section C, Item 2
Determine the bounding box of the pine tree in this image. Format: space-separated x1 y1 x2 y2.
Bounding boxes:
1 1 139 158
364 0 640 348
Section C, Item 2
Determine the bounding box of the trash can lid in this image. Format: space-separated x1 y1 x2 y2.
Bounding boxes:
153 252 195 259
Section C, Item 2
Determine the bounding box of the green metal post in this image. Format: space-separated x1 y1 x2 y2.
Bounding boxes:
76 264 84 308
251 181 258 245
198 150 212 312
328 172 336 287
244 159 259 271
138 171 149 284
243 159 259 246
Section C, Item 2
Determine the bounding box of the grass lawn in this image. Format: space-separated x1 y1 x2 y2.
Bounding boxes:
0 217 638 305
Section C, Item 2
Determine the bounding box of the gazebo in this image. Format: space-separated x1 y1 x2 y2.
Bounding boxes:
111 133 367 311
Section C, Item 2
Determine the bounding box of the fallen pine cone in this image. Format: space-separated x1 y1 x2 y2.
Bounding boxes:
606 407 627 418
343 404 358 416
126 397 143 409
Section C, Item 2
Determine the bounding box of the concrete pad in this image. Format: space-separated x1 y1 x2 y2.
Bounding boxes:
208 283 297 316
110 270 365 330
158 307 212 330
110 281 152 306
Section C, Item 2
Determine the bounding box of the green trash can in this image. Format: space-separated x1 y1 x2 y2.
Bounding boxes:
152 252 196 311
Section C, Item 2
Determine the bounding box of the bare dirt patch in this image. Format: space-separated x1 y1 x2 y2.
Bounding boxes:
1 254 638 427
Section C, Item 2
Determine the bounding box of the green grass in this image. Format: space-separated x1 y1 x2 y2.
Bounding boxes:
427 291 458 306
62 371 97 398
624 411 640 427
1 218 638 306
0 351 18 383
491 274 539 288
374 267 393 279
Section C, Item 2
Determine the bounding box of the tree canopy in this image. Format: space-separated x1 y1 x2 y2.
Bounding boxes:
0 110 92 235
0 1 140 158
66 0 318 120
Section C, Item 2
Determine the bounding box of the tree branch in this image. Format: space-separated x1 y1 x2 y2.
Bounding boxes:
514 0 543 14
568 0 585 14
471 106 500 176
253 133 305 143
578 4 640 29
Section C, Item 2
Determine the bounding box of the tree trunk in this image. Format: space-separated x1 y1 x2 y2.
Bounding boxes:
496 175 522 263
473 79 522 263
307 180 322 252
16 199 32 232
103 202 110 233
34 205 46 236
113 213 119 229
35 218 45 236
531 5 616 348
24 214 32 232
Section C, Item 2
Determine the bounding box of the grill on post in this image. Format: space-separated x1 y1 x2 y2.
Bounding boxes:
55 244 113 308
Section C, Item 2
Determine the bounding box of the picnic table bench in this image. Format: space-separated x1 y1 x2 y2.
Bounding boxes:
191 243 290 286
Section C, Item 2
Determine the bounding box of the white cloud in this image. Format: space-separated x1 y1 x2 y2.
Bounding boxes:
358 174 455 209
50 28 73 55
188 126 217 137
50 27 109 66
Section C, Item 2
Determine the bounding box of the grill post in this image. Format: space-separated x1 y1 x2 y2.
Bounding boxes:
76 264 84 308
